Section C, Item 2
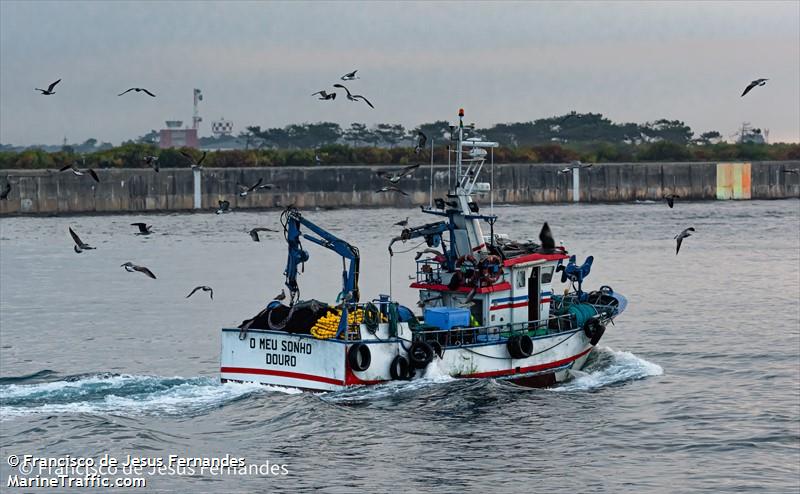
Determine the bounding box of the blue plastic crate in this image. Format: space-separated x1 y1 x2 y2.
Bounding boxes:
424 307 471 330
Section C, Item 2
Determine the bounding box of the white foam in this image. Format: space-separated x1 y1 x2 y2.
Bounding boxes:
0 374 297 418
552 346 663 392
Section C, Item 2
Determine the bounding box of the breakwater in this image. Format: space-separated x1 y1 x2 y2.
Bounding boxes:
1 161 797 215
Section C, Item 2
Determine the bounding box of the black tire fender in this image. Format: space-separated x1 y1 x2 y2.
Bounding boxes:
506 334 534 359
390 355 411 380
583 319 606 346
429 341 444 359
409 341 434 369
347 343 371 372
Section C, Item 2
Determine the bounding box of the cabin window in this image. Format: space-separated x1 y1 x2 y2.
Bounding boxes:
541 267 554 284
516 270 526 288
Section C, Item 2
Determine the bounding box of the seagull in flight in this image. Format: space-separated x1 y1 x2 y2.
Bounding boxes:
142 155 159 172
311 90 336 100
35 79 61 95
249 227 278 242
394 217 409 228
376 186 409 196
274 289 287 301
130 222 152 235
238 178 276 197
414 131 428 154
181 151 207 168
0 181 10 200
415 248 443 261
782 169 799 175
121 262 157 279
216 200 230 214
186 286 214 300
376 163 420 183
59 163 100 183
741 78 768 97
674 227 695 255
663 193 680 209
332 84 374 108
340 70 360 81
69 227 95 253
118 87 156 97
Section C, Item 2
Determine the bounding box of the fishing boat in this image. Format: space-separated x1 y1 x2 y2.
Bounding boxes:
220 109 627 391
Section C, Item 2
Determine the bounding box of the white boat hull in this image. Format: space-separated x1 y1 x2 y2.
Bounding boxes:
220 323 597 392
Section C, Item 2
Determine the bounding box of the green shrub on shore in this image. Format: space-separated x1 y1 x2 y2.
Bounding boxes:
0 142 797 170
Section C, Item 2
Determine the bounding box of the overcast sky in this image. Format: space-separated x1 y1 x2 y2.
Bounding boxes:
1 1 798 145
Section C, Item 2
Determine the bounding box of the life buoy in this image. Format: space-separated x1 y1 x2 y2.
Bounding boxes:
347 343 371 372
583 319 605 346
478 254 504 285
390 355 411 380
455 255 479 286
409 341 434 369
506 334 533 359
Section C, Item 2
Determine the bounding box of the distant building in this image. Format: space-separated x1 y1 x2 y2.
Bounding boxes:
159 120 198 149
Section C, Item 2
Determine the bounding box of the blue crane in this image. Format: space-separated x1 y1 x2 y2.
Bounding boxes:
281 207 360 337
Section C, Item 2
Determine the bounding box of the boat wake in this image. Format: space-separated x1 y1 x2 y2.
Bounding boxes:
0 372 297 418
553 346 663 392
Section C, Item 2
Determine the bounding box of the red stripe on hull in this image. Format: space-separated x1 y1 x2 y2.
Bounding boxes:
490 301 528 310
410 282 511 294
461 348 593 379
503 252 569 267
220 366 342 386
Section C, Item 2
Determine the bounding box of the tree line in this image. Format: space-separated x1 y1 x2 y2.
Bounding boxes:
1 112 797 169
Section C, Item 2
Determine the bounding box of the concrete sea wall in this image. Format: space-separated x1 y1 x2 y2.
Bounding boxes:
0 161 797 215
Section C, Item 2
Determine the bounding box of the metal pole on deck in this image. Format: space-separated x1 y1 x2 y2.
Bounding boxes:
429 139 434 208
490 146 494 215
193 166 202 209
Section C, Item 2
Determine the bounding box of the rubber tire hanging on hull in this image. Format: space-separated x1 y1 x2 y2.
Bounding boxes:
347 343 372 372
583 319 606 346
390 355 411 380
507 334 534 359
409 341 434 369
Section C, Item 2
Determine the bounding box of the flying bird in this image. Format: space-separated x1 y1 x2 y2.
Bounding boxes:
181 151 207 168
782 169 799 175
121 262 157 279
376 163 420 183
394 217 409 228
216 200 230 214
663 193 680 209
35 79 61 95
143 156 159 172
274 289 286 301
415 248 442 261
249 227 278 242
69 227 95 253
311 90 336 100
0 181 10 200
414 131 428 154
674 227 695 255
332 84 374 108
118 87 156 97
238 178 275 197
376 186 408 196
186 286 214 300
539 222 555 251
340 70 359 81
130 222 152 235
741 78 768 97
59 163 100 183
